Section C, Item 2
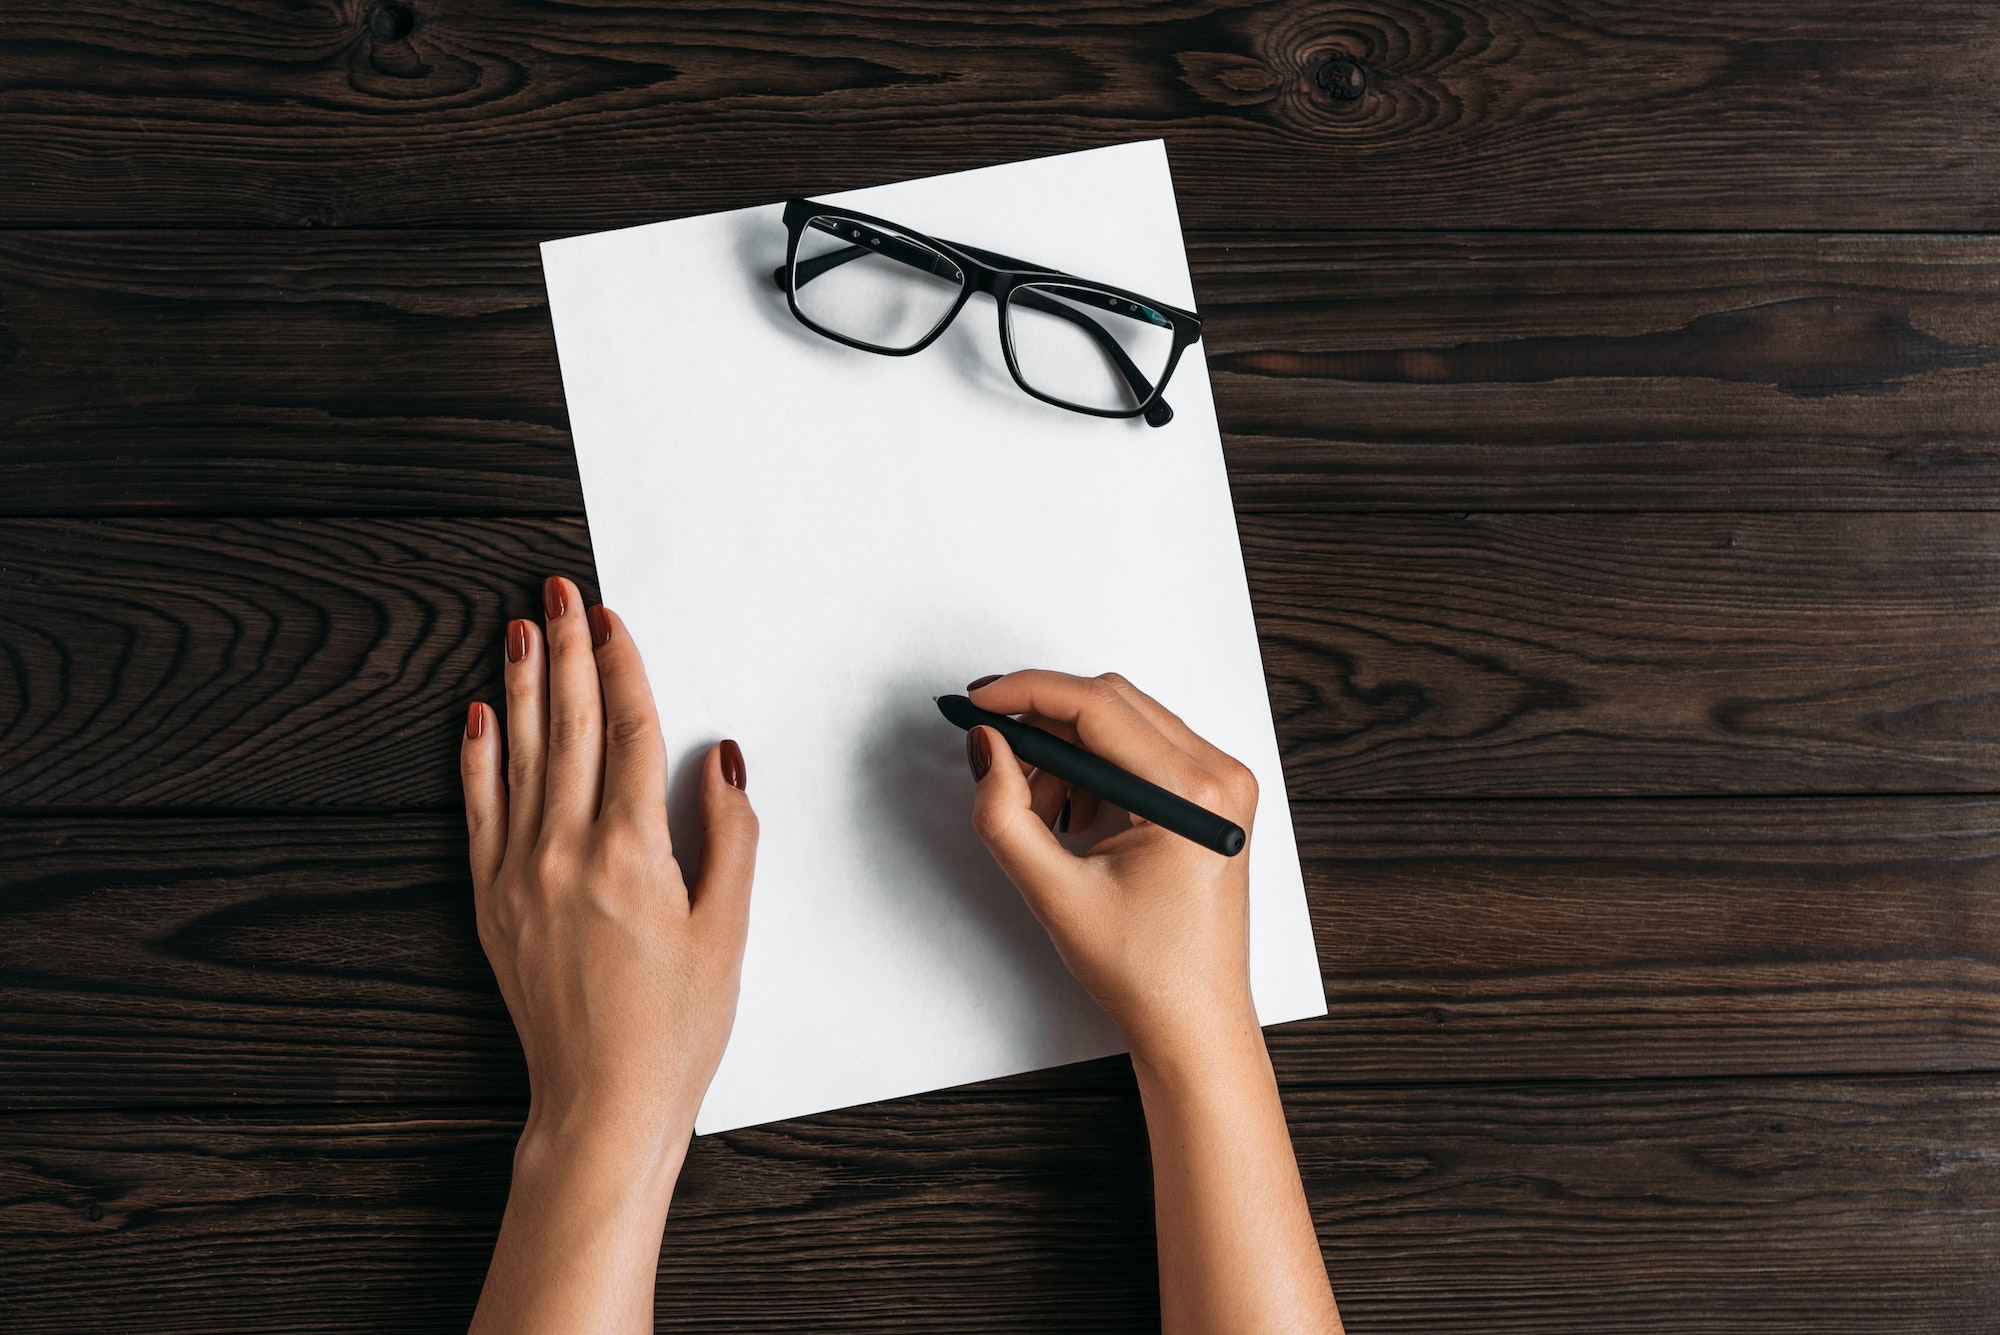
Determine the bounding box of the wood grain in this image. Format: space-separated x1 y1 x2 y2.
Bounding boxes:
3 2 1999 230
1246 511 2000 797
9 231 2000 515
7 514 2000 808
0 517 592 810
0 232 579 516
1206 231 2000 512
4 1077 1996 1332
0 816 523 1109
1281 795 2000 1082
5 800 1998 1109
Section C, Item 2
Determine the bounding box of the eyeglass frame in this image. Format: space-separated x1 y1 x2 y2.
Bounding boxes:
773 197 1204 427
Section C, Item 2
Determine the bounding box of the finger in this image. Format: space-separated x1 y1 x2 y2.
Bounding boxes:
502 616 547 856
539 576 605 833
1095 672 1260 826
967 726 1083 928
1021 711 1082 745
1067 785 1100 834
1026 765 1069 828
1094 671 1235 771
968 669 1210 802
692 740 759 951
460 701 507 894
1022 712 1092 833
589 605 668 827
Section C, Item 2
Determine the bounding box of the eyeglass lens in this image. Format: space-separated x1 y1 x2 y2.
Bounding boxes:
792 215 965 352
1005 282 1176 413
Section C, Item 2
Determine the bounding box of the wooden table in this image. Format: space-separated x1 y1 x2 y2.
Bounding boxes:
4 4 1999 1330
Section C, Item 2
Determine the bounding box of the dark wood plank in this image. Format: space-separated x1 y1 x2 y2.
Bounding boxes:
1278 796 2000 1081
0 517 591 810
1210 231 2000 512
7 514 2000 808
9 231 2000 515
4 1076 1996 1332
6 800 1998 1109
1247 511 2000 797
0 232 579 516
0 816 523 1109
3 3 1999 231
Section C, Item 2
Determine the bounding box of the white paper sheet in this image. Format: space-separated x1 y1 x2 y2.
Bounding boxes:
541 140 1325 1134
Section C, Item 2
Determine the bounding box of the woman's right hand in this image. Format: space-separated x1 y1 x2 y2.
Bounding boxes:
961 669 1262 1069
967 671 1344 1335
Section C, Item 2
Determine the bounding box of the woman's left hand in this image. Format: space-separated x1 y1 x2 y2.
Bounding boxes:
461 575 757 1335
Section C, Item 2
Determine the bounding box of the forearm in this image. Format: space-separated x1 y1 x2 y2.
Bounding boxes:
467 1124 687 1335
1132 1016 1342 1335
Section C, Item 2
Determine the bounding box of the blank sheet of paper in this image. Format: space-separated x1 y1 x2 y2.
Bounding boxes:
541 140 1325 1134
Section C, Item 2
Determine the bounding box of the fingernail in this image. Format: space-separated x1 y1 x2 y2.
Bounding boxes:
506 620 529 663
966 726 992 782
1056 797 1071 834
465 702 485 740
588 605 611 648
720 738 747 791
542 576 567 620
966 674 1003 692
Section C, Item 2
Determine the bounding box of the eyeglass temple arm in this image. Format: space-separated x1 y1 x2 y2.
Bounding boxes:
779 230 961 291
777 233 1175 427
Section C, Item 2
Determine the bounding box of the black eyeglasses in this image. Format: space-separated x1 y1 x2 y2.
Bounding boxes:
773 198 1202 427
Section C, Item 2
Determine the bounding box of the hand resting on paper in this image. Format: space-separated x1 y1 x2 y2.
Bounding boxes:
459 576 757 1335
963 668 1343 1335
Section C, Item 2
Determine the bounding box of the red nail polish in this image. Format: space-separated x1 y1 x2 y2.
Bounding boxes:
720 738 747 791
588 605 611 648
506 620 529 663
966 727 992 782
465 702 485 740
967 674 1002 692
542 576 567 620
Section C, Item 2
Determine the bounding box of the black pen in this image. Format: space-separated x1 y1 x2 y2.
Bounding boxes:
934 694 1247 857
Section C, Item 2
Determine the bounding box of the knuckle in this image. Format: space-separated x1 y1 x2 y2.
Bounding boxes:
1085 677 1127 712
604 712 656 751
717 806 760 845
505 659 539 695
1226 760 1260 803
546 620 584 656
474 907 504 954
971 800 1014 845
546 705 595 750
1203 760 1259 817
529 842 573 890
594 821 657 870
1182 774 1227 811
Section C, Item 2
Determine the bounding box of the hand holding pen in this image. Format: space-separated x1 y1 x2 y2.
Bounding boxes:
951 669 1261 1065
953 670 1335 1333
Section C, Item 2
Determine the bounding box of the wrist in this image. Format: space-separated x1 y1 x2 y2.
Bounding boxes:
515 1101 693 1215
1121 986 1265 1088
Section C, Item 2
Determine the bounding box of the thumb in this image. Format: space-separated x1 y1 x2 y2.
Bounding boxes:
693 739 759 947
968 726 1080 926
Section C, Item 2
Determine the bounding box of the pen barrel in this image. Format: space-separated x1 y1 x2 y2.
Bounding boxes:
994 717 1246 858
